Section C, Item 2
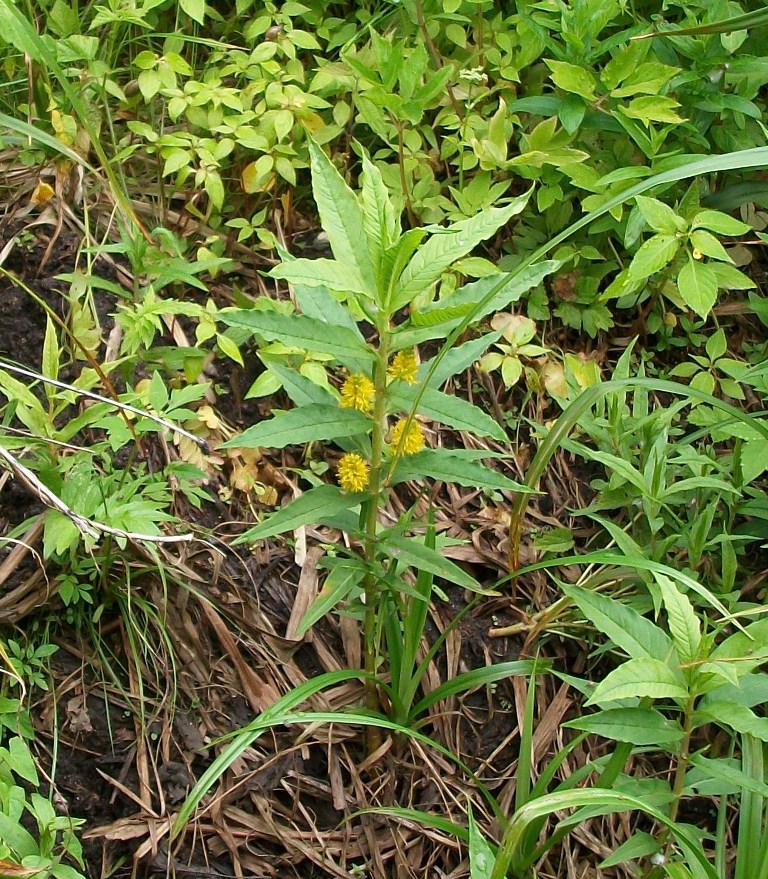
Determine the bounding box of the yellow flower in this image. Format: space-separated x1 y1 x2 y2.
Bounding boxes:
337 453 370 492
389 418 425 456
692 248 703 260
340 373 375 413
387 349 419 384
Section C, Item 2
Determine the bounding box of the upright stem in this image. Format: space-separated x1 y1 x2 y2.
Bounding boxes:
360 324 391 750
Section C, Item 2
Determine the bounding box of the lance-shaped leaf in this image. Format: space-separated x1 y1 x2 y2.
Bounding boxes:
696 700 768 742
411 260 559 327
295 558 368 638
307 137 378 300
391 450 532 492
269 257 370 299
391 192 531 310
235 485 367 543
220 310 374 363
562 583 674 661
382 535 482 591
563 707 684 744
360 151 399 283
221 404 371 449
586 658 688 706
390 385 506 441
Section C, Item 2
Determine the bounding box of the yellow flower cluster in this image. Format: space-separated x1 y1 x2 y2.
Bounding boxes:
340 373 375 413
387 349 419 384
389 418 425 456
337 453 370 492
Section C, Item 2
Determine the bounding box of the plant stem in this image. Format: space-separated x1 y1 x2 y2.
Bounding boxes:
360 323 391 751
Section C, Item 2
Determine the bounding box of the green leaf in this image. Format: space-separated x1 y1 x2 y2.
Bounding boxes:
562 583 674 661
655 574 701 665
711 617 768 670
468 806 494 879
688 753 768 798
619 96 684 125
413 660 543 718
221 404 371 449
635 196 686 234
267 363 337 408
599 832 660 869
41 316 59 385
360 151 398 283
691 209 751 236
390 385 507 441
391 450 532 492
220 310 374 362
382 535 481 591
696 701 768 741
586 658 689 705
545 59 597 101
563 707 684 745
234 485 366 543
611 62 679 98
270 257 371 298
307 137 377 300
295 558 367 637
678 256 719 318
179 0 205 23
392 194 530 310
628 234 681 279
690 229 731 262
413 261 560 327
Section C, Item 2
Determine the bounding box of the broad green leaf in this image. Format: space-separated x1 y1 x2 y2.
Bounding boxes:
691 209 751 236
655 574 701 664
390 385 507 441
562 583 674 661
586 658 688 705
269 257 369 298
234 485 366 543
391 450 532 492
635 196 686 234
628 233 681 279
690 229 731 262
696 700 768 741
179 0 205 24
392 194 530 310
295 558 367 637
221 404 371 449
711 617 768 671
382 534 481 591
619 96 684 125
563 707 684 745
545 59 598 101
611 62 679 98
307 137 378 300
220 310 374 362
678 256 718 318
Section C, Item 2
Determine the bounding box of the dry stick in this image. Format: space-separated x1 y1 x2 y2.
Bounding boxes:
0 360 209 452
0 443 193 544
